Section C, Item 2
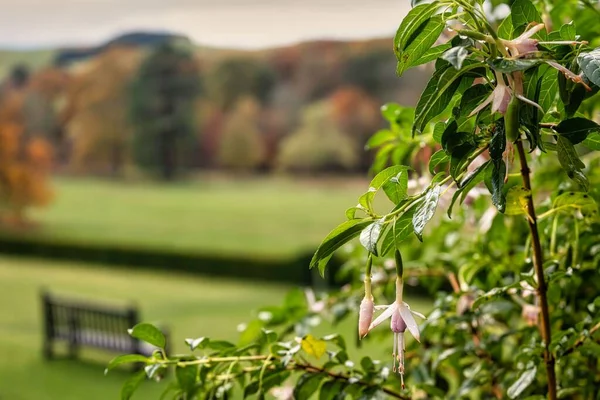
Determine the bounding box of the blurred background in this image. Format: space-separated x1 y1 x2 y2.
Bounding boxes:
0 1 435 398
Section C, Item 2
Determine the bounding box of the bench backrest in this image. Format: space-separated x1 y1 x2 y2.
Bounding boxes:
42 292 140 353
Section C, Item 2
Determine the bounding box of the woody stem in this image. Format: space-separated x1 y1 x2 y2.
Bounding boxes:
515 140 557 400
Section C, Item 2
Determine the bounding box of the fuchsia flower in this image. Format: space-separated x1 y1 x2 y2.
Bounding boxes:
502 23 545 57
365 277 425 387
469 70 512 117
358 292 374 339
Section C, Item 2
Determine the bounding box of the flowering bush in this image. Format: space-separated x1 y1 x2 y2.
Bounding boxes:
107 1 600 399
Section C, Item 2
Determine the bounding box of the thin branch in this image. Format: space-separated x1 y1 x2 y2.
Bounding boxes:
561 321 600 357
515 140 557 400
294 363 410 400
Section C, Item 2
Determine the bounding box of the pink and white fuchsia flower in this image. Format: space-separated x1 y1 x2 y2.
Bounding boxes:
365 276 425 388
502 23 545 57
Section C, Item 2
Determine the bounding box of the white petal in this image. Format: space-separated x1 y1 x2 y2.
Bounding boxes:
374 304 391 310
368 304 397 332
403 302 426 319
399 304 420 342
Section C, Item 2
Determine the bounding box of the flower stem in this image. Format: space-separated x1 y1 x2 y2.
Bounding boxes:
515 140 557 400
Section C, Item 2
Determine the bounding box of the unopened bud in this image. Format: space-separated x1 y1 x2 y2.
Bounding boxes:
358 295 374 339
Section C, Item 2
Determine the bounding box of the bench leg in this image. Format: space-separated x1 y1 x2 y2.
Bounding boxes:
43 340 54 360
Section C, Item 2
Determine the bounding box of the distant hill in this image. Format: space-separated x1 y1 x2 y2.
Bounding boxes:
54 31 192 67
0 32 395 80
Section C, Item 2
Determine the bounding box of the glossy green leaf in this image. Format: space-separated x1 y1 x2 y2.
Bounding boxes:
359 218 384 255
555 117 600 144
380 210 416 255
415 43 453 65
413 63 471 135
559 21 576 40
383 170 409 204
488 58 542 73
319 380 345 400
412 185 441 241
294 373 326 400
360 165 411 210
128 323 166 349
442 46 469 70
578 47 600 87
457 84 491 120
557 136 589 190
121 370 146 400
397 16 447 76
582 132 600 150
429 149 449 174
538 66 559 113
176 364 198 392
365 129 395 149
511 0 544 37
507 366 537 399
105 354 148 374
310 219 374 276
498 15 514 39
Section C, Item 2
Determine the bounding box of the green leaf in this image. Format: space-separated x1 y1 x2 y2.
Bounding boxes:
554 117 600 144
413 62 484 134
433 121 446 143
294 373 326 399
359 219 384 255
448 161 490 218
578 47 600 87
310 219 374 276
238 319 264 347
319 380 345 400
557 136 589 190
457 84 492 120
559 21 576 40
553 191 598 219
380 210 416 255
507 366 538 399
488 58 542 73
582 132 600 150
538 66 558 113
105 354 148 374
383 170 409 204
380 103 402 123
415 43 452 65
121 370 146 400
412 185 441 241
473 284 519 309
360 165 411 210
244 371 291 398
511 0 544 37
176 364 198 392
365 129 395 149
397 16 446 76
429 149 449 174
505 186 531 216
489 160 507 213
442 46 469 70
394 3 441 76
497 15 513 39
128 323 166 349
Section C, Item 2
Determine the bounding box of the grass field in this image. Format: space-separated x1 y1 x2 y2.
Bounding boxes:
0 256 427 399
24 176 369 258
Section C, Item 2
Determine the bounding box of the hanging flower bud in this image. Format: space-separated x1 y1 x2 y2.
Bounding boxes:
358 293 374 339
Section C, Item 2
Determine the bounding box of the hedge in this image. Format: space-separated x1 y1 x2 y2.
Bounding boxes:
0 234 340 285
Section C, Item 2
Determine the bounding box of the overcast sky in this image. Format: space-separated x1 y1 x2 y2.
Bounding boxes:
1 0 411 49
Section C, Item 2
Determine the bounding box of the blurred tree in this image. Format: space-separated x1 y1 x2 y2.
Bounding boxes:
0 74 53 225
277 102 358 173
130 43 201 180
217 97 266 171
207 57 275 111
295 42 344 101
63 47 142 175
329 86 382 170
341 48 397 99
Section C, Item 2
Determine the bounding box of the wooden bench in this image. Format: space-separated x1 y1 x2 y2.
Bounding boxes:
41 291 168 360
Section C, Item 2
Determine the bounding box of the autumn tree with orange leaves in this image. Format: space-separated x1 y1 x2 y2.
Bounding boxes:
0 66 54 225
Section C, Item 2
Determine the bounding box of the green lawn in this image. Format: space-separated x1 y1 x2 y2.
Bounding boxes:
0 256 427 399
24 176 368 258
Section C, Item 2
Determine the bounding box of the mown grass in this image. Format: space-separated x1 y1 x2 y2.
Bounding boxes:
25 176 368 258
0 256 429 399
